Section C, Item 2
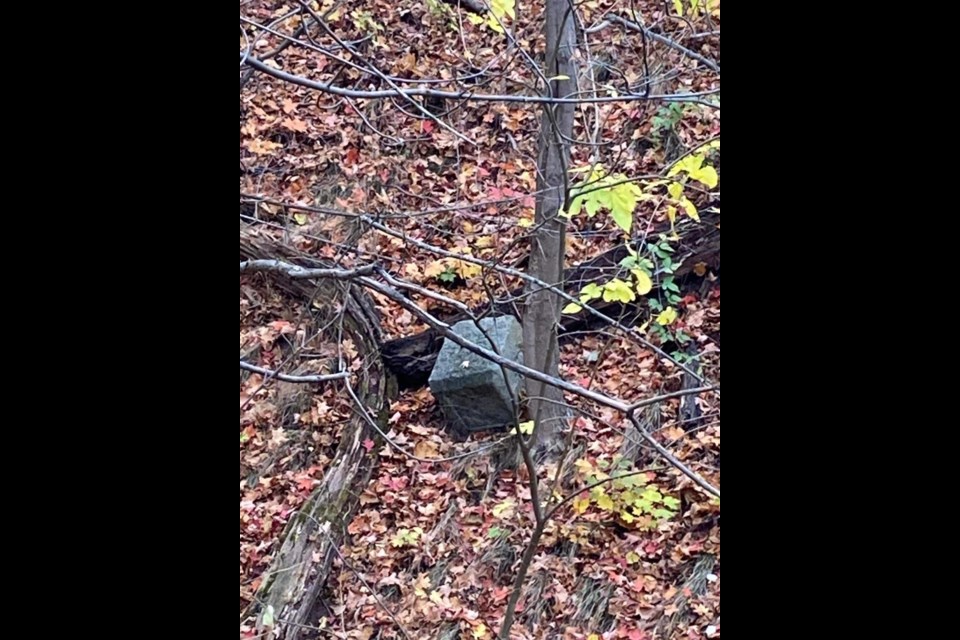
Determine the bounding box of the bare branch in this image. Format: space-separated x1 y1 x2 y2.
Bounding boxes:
628 410 719 498
240 361 349 383
586 13 720 73
241 53 719 105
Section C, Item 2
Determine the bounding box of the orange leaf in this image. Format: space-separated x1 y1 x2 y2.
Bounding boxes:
281 118 307 133
245 138 282 155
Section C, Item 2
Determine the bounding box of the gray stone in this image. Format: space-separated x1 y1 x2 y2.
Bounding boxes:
428 316 523 437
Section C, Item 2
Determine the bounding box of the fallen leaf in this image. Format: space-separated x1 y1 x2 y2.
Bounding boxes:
414 440 439 459
281 118 308 133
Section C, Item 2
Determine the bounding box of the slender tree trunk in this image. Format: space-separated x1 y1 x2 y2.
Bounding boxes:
523 0 577 455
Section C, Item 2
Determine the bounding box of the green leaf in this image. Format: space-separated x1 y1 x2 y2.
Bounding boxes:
631 269 653 295
608 183 639 233
585 197 602 218
562 302 583 314
568 194 584 217
653 508 675 519
662 496 680 509
602 278 637 303
673 0 684 15
262 605 275 627
641 487 663 503
488 526 505 538
548 74 570 81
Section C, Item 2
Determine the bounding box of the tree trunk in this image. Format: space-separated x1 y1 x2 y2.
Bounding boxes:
523 0 578 455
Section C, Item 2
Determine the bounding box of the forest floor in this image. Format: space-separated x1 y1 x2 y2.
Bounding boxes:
241 0 720 638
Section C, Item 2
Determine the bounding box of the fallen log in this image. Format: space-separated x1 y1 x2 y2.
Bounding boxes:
241 229 395 640
382 213 720 388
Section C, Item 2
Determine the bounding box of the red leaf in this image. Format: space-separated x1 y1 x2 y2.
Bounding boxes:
363 438 375 452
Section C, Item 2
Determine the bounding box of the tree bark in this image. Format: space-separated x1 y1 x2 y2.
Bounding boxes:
522 0 578 455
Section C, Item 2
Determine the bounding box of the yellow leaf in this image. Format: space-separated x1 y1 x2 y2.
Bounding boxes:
602 278 636 303
518 217 533 227
517 420 535 435
574 458 594 473
680 197 700 222
631 269 653 295
492 499 515 518
690 165 719 189
668 154 704 177
562 302 583 314
414 574 431 597
455 259 483 279
245 138 282 155
429 590 444 605
486 16 504 33
587 635 601 640
424 260 447 278
281 117 308 133
573 495 591 514
548 74 570 81
667 181 684 200
673 0 684 15
414 440 439 459
466 13 484 25
491 0 516 20
473 623 489 639
656 307 678 325
596 492 615 511
666 205 677 224
620 510 635 523
580 282 603 300
293 213 308 225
